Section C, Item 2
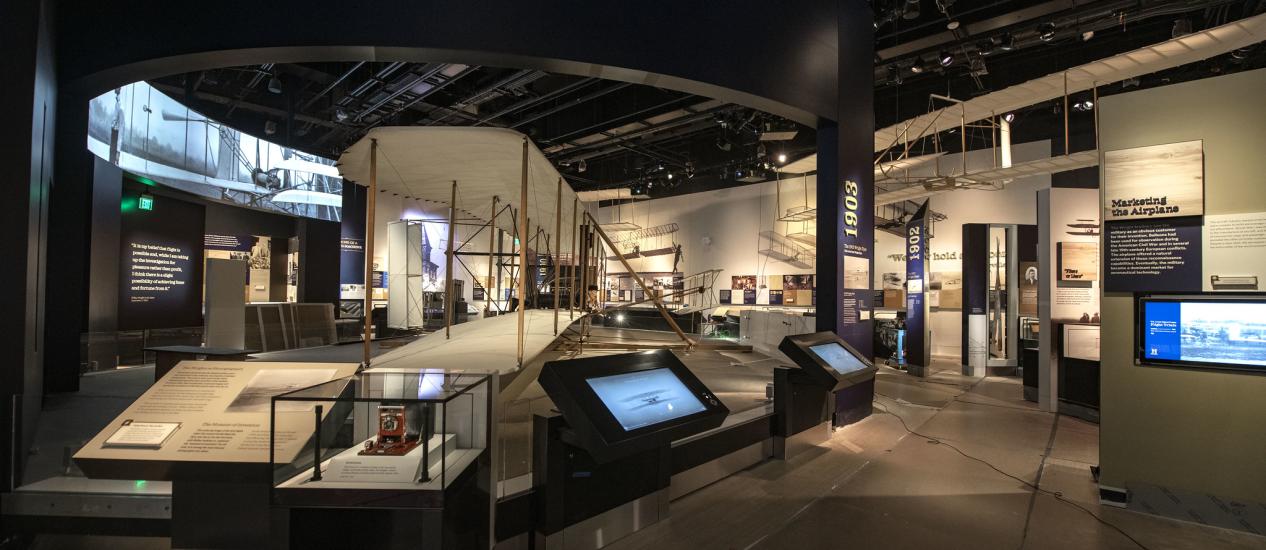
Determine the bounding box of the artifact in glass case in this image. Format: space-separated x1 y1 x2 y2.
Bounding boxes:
361 405 422 456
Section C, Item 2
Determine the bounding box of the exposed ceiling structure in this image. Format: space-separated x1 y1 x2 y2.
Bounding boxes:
148 0 1266 202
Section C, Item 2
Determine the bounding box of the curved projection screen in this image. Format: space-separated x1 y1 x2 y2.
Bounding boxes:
1142 299 1266 370
808 342 871 375
585 368 708 431
88 81 342 221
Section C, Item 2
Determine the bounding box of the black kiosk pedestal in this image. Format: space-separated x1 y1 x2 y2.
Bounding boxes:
535 349 729 548
776 331 877 456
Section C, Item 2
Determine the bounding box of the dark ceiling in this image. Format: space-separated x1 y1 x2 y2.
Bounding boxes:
148 0 1265 199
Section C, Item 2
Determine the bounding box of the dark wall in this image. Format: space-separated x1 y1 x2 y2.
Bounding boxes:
205 202 298 239
55 1 842 125
298 219 341 306
0 0 56 492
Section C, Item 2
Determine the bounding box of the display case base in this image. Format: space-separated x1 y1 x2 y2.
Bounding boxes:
534 489 669 550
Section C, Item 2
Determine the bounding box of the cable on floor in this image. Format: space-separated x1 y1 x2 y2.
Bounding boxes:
870 400 1152 550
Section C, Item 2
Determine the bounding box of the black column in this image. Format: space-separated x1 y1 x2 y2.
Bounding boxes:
816 2 874 358
0 0 56 492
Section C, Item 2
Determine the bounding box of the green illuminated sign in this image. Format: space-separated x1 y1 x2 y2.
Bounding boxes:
138 194 154 211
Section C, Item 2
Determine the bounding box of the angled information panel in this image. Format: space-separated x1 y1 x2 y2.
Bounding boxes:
538 349 728 462
75 361 358 481
778 331 878 391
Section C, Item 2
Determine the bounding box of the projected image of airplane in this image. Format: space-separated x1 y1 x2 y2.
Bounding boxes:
621 390 678 410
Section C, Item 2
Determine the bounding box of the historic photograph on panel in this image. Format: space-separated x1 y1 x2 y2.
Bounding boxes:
1058 242 1100 282
783 274 814 290
731 275 757 290
1103 140 1204 221
929 272 963 309
843 256 870 290
225 368 339 413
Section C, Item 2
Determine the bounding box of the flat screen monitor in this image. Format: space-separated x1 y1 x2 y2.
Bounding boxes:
585 368 709 431
538 349 729 462
807 342 872 376
779 331 878 390
1139 296 1266 372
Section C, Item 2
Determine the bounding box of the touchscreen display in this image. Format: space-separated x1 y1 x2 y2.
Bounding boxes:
1142 301 1266 368
808 342 871 375
585 368 708 431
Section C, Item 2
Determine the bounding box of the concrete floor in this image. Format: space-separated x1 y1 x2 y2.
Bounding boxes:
18 347 1266 549
604 360 1266 550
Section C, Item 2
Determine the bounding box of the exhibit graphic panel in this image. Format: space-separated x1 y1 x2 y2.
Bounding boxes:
1063 324 1101 362
75 361 358 479
1057 242 1099 282
904 201 931 371
1049 188 1103 322
1139 297 1266 372
118 190 207 330
1104 217 1202 292
1202 212 1266 291
1103 140 1204 221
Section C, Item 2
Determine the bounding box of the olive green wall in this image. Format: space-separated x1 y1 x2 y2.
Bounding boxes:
1099 68 1266 502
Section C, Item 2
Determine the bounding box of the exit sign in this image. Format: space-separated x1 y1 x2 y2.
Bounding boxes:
138 194 154 211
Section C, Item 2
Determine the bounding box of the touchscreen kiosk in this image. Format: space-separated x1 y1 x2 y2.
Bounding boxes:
779 332 878 390
539 349 729 462
1138 295 1266 373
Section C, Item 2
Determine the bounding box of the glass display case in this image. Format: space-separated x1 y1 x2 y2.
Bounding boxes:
270 369 493 501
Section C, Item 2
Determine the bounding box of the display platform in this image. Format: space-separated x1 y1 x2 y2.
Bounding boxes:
74 361 359 481
538 349 729 462
369 309 577 374
778 331 877 391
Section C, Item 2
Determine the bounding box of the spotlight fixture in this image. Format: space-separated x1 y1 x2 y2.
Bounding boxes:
1172 18 1192 38
909 62 925 74
1003 112 1015 123
577 159 587 173
946 21 960 31
1038 22 1056 42
334 107 349 122
264 120 277 135
939 50 954 67
757 143 768 157
267 74 283 94
999 32 1016 51
887 64 903 85
977 40 995 56
1073 100 1094 112
666 172 673 180
715 137 733 151
902 0 920 20
1081 30 1095 41
1231 48 1250 61
777 153 787 164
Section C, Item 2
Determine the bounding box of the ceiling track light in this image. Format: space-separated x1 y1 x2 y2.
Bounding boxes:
1003 112 1015 123
903 0 920 20
267 74 283 94
999 32 1016 51
939 50 954 67
909 62 925 74
577 159 587 173
1172 18 1192 38
1038 22 1057 42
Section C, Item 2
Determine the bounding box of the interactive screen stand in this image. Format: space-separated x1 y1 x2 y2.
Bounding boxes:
539 349 729 462
778 332 878 391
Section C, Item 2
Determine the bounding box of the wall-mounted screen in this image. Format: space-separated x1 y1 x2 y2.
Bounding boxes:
585 368 708 431
1140 297 1266 372
88 81 342 221
808 343 871 375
